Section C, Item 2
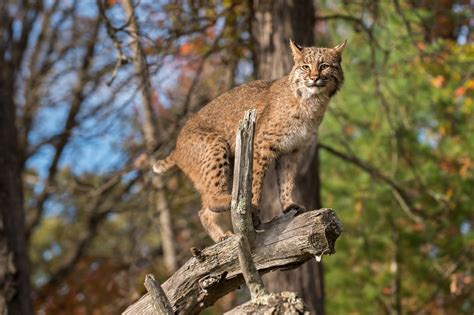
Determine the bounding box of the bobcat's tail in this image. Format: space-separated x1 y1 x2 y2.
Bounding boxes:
153 152 176 174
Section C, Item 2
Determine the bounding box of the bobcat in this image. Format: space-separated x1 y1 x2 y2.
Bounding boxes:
154 39 346 242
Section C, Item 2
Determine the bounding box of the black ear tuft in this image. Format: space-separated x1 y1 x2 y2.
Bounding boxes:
289 39 304 61
291 39 302 51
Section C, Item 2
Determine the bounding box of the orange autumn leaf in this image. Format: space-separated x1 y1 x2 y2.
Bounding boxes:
459 156 473 178
344 124 355 136
454 86 466 97
179 42 194 56
439 159 457 174
382 286 392 295
411 222 425 232
431 75 445 88
179 38 205 56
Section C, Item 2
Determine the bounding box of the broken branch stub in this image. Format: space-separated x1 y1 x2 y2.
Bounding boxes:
143 274 173 315
230 109 266 300
231 109 256 242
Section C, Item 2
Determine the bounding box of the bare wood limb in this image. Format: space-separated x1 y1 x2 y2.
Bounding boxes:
144 274 173 315
230 109 266 300
123 208 342 315
236 234 267 300
231 109 257 242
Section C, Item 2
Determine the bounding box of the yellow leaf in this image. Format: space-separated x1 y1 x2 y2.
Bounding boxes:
354 201 363 215
439 125 446 136
465 79 474 90
446 188 453 200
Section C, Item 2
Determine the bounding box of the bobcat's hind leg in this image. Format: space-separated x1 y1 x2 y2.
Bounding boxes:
198 208 233 242
197 134 233 212
177 132 234 241
198 135 234 241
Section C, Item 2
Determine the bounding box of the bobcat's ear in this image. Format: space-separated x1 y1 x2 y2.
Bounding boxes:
333 39 347 57
289 39 303 62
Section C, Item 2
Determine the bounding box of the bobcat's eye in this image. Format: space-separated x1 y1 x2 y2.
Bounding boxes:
319 63 330 71
301 65 310 71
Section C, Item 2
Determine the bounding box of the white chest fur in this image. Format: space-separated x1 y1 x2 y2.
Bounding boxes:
280 123 317 153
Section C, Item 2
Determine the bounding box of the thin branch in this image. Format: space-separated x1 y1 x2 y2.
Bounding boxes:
26 16 102 237
36 176 138 294
96 0 129 86
318 142 424 222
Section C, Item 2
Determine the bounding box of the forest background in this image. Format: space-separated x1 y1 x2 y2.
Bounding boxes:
0 0 472 314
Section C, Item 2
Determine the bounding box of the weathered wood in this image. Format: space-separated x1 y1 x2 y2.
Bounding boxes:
143 274 173 315
224 291 309 315
231 109 256 243
122 208 342 315
230 109 266 300
236 234 267 300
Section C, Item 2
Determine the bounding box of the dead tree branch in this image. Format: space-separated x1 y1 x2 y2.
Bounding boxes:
123 110 342 314
123 208 342 314
230 109 266 300
143 274 173 315
231 109 257 242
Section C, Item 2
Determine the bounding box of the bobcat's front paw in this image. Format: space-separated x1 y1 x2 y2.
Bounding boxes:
283 203 307 215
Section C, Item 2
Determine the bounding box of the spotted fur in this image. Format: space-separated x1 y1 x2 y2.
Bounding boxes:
154 40 346 242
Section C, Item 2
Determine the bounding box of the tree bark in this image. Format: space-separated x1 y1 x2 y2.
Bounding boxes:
122 0 178 273
0 59 34 315
224 291 307 315
230 110 267 300
143 274 174 315
123 208 342 315
250 0 325 314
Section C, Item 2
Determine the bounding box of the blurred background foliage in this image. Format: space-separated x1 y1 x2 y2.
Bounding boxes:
1 0 472 314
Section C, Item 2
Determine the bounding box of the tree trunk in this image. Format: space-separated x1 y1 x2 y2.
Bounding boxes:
122 0 178 273
0 63 34 314
250 0 325 314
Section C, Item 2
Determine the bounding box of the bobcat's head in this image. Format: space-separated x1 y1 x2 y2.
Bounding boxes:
289 39 346 100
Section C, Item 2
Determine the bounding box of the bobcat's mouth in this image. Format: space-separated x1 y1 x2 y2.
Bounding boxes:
306 78 327 88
